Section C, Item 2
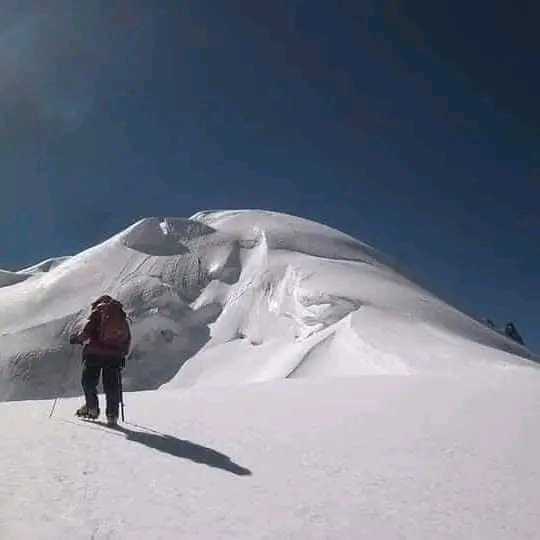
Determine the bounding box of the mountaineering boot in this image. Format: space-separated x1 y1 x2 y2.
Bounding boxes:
106 415 118 427
75 405 88 417
75 405 99 419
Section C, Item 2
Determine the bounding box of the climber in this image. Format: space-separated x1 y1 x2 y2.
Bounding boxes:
70 295 131 425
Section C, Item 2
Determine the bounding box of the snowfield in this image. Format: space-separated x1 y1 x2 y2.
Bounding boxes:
3 375 540 539
1 210 538 538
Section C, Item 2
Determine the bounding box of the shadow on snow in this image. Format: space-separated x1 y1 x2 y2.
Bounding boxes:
77 419 252 477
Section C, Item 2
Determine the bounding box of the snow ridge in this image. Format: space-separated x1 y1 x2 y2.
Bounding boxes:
0 210 536 401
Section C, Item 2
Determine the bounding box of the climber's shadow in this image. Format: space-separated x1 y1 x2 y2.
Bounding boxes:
100 421 252 477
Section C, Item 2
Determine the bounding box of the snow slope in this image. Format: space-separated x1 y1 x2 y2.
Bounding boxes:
2 373 540 539
2 210 540 538
0 210 536 401
0 257 71 287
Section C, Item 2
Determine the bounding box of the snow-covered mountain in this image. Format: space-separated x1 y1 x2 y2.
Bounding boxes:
2 210 540 538
0 210 536 401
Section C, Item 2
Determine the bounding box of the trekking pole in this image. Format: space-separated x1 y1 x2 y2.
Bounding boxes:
49 346 73 419
118 367 125 422
49 396 59 419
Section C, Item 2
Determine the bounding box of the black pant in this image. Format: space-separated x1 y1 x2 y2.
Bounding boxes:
81 362 121 417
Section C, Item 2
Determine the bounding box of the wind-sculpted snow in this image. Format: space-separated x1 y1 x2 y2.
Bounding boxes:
0 210 537 401
121 217 216 256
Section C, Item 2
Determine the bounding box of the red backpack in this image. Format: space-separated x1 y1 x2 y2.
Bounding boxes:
95 300 131 353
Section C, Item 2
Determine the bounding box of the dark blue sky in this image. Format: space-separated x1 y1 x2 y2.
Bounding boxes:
1 1 538 351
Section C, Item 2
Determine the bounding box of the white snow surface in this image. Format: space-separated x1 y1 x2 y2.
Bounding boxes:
0 209 535 400
3 374 540 539
1 209 539 538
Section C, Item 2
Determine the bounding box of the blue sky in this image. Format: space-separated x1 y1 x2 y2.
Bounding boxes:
1 1 538 351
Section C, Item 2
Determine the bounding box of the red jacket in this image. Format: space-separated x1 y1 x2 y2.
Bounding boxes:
76 306 131 358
